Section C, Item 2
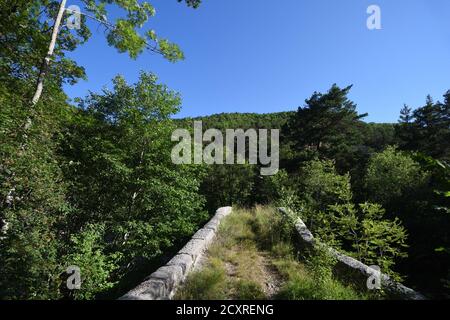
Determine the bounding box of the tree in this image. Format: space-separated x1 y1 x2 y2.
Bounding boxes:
399 104 413 123
290 159 353 236
326 202 408 278
299 159 352 213
411 155 450 298
364 146 430 208
31 0 68 106
200 164 257 212
396 92 450 160
412 95 450 160
61 73 207 298
396 105 414 151
285 84 367 171
289 159 408 278
0 82 72 299
0 1 203 299
0 1 85 90
1 0 202 228
0 0 199 105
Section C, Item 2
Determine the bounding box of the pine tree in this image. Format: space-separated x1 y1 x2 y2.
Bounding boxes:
285 84 367 171
399 104 412 124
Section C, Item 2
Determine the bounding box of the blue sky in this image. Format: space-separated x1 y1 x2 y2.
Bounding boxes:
64 0 450 123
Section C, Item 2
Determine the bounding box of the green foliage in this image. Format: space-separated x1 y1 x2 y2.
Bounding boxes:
1 71 207 299
414 156 450 296
0 0 200 98
271 238 368 300
282 159 409 278
2 0 447 300
1 3 448 297
276 271 365 300
285 84 367 171
177 112 293 211
327 203 408 278
253 169 291 204
85 0 197 61
0 1 86 87
306 245 337 286
178 112 293 132
413 154 450 214
360 123 398 155
364 146 430 206
397 94 450 160
299 159 353 211
200 162 257 212
250 205 294 251
61 73 207 293
0 0 203 298
64 224 121 300
0 83 71 299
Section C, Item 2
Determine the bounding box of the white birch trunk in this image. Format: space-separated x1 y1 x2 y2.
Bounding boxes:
31 0 67 106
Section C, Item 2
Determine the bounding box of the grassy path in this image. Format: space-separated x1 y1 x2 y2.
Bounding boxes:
176 206 369 300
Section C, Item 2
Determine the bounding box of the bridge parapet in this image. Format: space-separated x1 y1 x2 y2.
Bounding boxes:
119 206 232 300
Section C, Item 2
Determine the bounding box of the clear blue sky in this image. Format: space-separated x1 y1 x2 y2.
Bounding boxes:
64 0 450 123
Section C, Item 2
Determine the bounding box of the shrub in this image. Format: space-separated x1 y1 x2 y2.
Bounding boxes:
299 159 353 226
275 247 364 300
283 159 409 279
364 146 430 206
64 224 121 300
326 203 408 279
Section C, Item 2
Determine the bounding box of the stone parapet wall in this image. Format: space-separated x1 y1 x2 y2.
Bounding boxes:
119 207 232 300
278 207 426 300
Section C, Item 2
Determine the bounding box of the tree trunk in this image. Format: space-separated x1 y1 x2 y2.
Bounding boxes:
31 0 67 106
3 0 67 213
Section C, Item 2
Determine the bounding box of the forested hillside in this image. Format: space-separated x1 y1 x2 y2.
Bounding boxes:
177 112 294 131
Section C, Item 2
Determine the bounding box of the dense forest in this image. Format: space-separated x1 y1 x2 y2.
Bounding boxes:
1 1 449 300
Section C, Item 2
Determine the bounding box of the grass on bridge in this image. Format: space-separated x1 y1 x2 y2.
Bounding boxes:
176 206 374 300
